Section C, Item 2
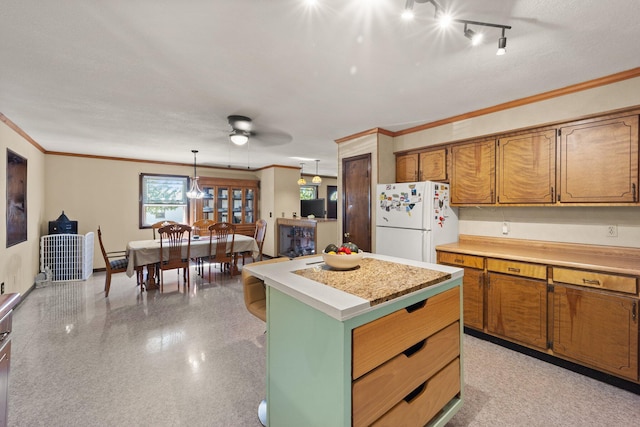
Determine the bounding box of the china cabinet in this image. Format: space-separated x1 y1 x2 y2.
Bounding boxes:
194 178 258 236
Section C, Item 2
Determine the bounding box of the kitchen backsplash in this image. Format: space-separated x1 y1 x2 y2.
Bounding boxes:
459 206 640 248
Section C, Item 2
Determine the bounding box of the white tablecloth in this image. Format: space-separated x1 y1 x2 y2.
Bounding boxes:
125 234 258 277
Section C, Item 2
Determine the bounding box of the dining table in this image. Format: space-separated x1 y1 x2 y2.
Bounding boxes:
125 234 259 288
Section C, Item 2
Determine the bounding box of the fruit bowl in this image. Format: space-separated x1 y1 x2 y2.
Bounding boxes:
322 250 364 270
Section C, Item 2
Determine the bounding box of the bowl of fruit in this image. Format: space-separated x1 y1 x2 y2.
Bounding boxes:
322 242 363 270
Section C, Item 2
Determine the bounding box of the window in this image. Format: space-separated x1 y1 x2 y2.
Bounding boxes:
299 185 317 200
139 174 189 227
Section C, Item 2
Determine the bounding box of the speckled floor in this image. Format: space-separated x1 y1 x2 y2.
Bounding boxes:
8 264 640 426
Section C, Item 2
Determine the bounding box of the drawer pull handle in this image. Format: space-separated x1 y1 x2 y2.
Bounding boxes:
583 279 601 286
403 339 427 357
454 258 465 264
404 381 426 403
405 300 427 313
508 267 520 273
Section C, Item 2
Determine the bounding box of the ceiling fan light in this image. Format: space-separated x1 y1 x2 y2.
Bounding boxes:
230 130 249 146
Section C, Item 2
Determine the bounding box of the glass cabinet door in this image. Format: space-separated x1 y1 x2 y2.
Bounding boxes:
232 188 243 224
245 188 254 224
217 187 229 223
201 185 215 220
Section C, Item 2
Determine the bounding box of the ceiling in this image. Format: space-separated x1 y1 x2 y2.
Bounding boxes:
1 0 639 177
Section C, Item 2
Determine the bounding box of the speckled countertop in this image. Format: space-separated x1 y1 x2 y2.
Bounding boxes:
294 258 451 306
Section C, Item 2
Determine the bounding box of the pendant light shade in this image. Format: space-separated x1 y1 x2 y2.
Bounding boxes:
312 159 322 184
297 162 307 185
187 150 204 199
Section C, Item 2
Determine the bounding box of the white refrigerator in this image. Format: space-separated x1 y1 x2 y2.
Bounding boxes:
375 181 458 263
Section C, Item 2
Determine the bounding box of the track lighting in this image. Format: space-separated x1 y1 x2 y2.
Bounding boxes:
402 0 512 54
464 24 483 46
497 28 507 55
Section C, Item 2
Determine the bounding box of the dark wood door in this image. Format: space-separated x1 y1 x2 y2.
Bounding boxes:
342 154 371 252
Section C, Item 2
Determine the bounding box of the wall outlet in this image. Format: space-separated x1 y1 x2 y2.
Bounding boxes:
502 221 510 235
1 282 4 295
607 225 618 237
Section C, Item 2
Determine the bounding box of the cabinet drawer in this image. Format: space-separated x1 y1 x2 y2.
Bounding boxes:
487 259 547 280
552 267 637 294
438 252 484 269
372 358 460 427
352 287 460 379
352 322 459 427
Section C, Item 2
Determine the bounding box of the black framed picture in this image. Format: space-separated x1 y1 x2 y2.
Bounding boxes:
7 149 27 247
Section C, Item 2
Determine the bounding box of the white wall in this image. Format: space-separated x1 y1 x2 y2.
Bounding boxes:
393 77 640 248
0 120 46 295
45 155 260 268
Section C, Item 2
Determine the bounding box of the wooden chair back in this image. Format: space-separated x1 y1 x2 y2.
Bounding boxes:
208 222 236 276
158 223 192 291
253 219 268 262
97 226 128 297
192 219 216 238
151 220 178 240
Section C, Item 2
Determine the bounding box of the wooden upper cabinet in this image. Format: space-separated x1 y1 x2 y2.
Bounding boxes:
558 115 639 203
419 148 447 182
450 139 496 205
396 153 419 183
497 130 556 204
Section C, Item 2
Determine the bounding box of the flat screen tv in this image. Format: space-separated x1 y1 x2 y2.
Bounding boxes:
301 198 325 218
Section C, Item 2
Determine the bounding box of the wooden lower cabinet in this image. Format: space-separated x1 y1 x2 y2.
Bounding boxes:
437 252 484 330
487 272 548 350
552 285 639 381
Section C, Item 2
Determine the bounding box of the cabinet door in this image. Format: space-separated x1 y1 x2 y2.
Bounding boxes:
450 139 496 205
216 187 229 223
462 267 484 330
497 130 556 204
559 115 639 203
231 188 243 224
553 285 638 381
199 185 215 221
396 154 419 183
419 149 447 182
244 188 255 224
487 272 548 349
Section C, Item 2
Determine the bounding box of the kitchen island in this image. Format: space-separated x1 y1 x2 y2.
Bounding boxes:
244 253 463 427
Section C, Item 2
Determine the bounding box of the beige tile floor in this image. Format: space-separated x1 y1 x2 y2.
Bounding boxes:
8 264 640 426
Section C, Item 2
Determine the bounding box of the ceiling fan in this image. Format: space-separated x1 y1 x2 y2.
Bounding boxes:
226 114 292 147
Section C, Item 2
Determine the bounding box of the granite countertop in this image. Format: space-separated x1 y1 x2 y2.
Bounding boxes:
294 258 451 306
243 253 462 321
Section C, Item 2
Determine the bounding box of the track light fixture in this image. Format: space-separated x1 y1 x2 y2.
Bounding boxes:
401 0 511 54
497 28 507 55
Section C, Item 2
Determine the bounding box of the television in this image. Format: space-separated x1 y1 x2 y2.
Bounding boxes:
301 198 325 218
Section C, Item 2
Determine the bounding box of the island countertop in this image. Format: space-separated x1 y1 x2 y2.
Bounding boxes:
243 253 462 321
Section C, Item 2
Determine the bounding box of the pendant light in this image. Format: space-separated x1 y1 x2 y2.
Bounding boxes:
312 159 322 184
297 162 307 186
187 150 204 199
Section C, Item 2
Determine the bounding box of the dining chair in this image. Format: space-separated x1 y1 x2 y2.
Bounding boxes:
207 222 236 279
242 218 267 265
158 223 192 292
97 227 143 297
192 219 216 275
151 220 178 240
